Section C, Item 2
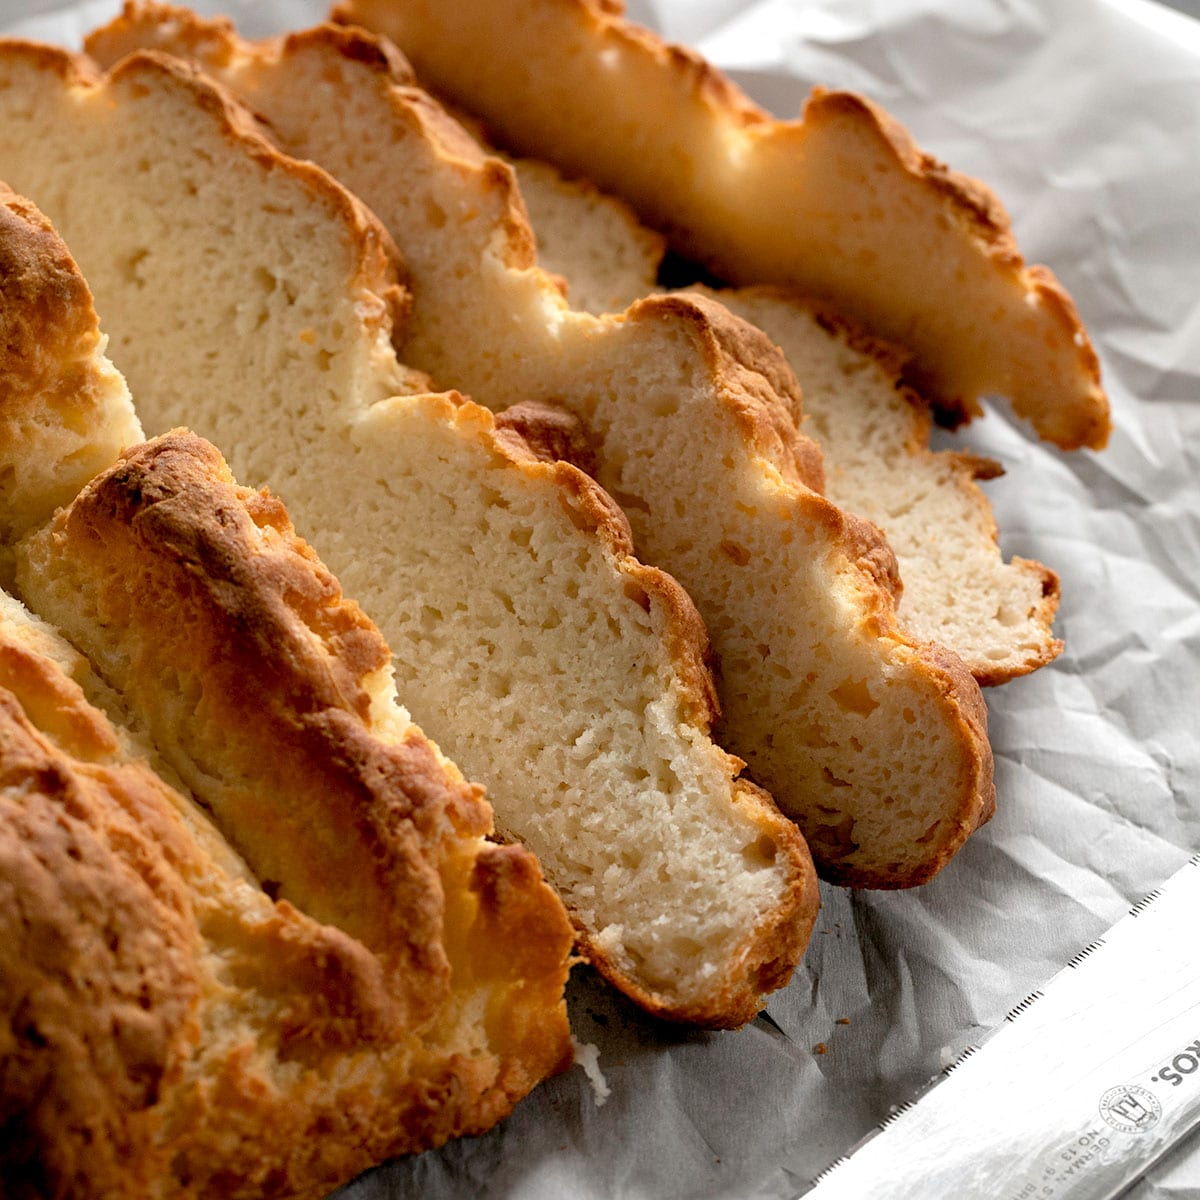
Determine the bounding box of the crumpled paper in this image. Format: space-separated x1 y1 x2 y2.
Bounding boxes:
2 1 1197 1196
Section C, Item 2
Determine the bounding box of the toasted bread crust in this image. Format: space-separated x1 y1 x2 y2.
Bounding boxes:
0 184 142 570
0 658 201 1197
0 183 96 397
29 432 483 1026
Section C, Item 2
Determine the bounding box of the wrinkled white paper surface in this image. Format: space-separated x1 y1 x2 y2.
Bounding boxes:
2 1 1197 1196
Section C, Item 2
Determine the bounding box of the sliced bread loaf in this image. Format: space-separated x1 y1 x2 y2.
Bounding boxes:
0 41 815 1023
333 0 1110 452
81 10 995 887
5 442 575 1195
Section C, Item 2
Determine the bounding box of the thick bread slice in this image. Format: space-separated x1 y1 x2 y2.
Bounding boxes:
82 11 995 887
332 0 1110 452
0 183 142 583
0 41 814 1022
1 453 575 1197
707 289 1063 684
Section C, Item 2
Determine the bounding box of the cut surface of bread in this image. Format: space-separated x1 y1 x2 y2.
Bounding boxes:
513 155 666 314
0 182 142 583
82 8 995 888
2 434 576 1198
333 0 1110 452
708 289 1063 684
0 40 815 1022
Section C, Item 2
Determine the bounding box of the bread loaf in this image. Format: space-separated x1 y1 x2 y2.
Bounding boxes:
333 0 1110 453
82 8 996 889
0 41 815 1022
5 449 575 1195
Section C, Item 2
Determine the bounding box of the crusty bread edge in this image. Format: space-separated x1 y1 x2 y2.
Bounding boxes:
487 394 820 1026
619 290 996 888
714 283 1064 684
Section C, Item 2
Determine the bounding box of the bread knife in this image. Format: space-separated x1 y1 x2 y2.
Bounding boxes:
803 854 1200 1198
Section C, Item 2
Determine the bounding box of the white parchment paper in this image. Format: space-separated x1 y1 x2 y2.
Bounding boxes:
1 1 1197 1196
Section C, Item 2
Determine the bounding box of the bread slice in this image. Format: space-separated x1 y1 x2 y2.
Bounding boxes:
424 132 1062 682
0 183 142 584
332 0 1109 452
705 289 1062 684
0 40 815 1022
81 9 994 888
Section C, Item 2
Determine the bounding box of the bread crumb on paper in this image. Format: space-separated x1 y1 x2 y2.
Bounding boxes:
572 1036 611 1106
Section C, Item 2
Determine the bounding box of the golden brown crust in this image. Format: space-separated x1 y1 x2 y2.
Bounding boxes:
629 291 826 494
0 612 569 1197
0 183 97 400
492 398 600 476
0 182 142 568
34 431 489 1029
805 89 1014 251
0 688 199 1197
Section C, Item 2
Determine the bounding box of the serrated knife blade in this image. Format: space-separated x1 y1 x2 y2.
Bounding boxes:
802 856 1200 1199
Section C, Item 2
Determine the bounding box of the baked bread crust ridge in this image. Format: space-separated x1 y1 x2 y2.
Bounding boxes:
11 430 577 1195
0 184 142 577
708 284 1064 682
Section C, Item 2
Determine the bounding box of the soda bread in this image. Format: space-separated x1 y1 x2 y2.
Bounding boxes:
333 0 1110 453
0 42 815 1022
83 9 996 889
708 289 1063 684
5 443 575 1196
